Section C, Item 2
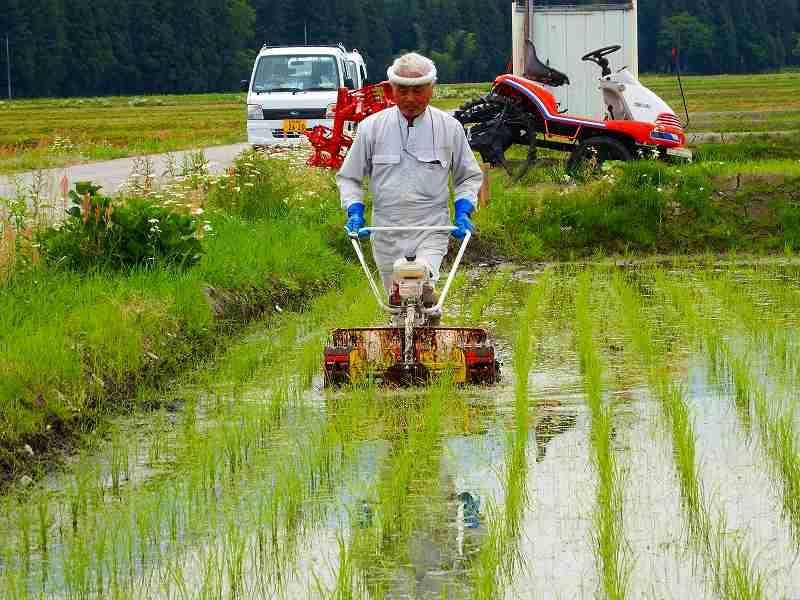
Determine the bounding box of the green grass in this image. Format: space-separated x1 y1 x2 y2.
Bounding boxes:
0 92 245 175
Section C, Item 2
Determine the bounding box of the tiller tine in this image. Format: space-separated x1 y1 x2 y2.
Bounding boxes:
323 327 499 387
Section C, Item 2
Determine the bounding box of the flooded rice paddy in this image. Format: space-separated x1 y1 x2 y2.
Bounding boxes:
3 262 800 599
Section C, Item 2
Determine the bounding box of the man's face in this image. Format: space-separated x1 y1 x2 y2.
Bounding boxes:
391 82 434 120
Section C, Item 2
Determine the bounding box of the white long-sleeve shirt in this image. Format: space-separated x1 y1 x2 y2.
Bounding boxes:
336 105 483 276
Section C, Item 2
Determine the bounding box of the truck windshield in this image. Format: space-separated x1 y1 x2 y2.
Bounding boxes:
252 55 340 93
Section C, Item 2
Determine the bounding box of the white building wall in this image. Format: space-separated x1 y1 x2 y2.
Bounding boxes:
512 2 528 77
528 2 638 119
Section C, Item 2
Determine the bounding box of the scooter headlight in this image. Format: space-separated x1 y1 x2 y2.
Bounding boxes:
247 104 263 120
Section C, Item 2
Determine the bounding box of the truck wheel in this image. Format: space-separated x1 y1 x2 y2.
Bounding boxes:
566 136 633 174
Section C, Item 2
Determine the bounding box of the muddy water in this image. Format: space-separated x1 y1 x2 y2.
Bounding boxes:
3 264 800 599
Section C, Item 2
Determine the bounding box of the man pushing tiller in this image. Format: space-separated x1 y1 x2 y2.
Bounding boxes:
323 52 498 387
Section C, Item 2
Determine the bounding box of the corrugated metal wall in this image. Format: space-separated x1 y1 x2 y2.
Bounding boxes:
528 2 638 119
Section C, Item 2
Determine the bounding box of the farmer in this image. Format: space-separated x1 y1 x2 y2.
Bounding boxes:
336 52 483 298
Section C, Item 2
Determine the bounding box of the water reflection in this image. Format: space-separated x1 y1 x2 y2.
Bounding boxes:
324 376 581 598
534 409 578 463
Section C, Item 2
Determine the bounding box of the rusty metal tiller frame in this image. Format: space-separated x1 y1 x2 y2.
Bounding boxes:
324 226 499 387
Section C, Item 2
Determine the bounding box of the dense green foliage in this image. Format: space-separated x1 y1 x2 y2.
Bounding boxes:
2 0 798 98
38 182 204 271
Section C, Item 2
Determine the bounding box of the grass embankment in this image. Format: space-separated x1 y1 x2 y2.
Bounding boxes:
475 156 800 261
0 150 348 483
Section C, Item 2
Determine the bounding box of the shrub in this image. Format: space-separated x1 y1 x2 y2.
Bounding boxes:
39 182 203 271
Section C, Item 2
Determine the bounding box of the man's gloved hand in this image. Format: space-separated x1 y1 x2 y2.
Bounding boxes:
452 198 475 240
345 202 370 238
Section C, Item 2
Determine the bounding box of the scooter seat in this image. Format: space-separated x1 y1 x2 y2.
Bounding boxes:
523 41 570 87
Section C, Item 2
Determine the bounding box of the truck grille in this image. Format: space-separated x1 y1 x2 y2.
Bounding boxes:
262 108 327 120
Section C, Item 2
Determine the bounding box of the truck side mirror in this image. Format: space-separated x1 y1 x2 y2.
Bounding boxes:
344 77 355 90
240 79 249 92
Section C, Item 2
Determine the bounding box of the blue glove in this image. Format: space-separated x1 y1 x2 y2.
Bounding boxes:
452 198 475 239
345 202 369 238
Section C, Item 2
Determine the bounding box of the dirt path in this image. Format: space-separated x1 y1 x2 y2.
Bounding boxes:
0 142 250 202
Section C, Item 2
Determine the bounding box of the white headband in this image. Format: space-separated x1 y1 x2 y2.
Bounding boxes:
387 65 437 86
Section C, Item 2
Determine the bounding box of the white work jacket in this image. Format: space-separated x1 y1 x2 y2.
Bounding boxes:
336 106 483 278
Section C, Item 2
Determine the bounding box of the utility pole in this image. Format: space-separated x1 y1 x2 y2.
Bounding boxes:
304 23 308 45
4 35 10 100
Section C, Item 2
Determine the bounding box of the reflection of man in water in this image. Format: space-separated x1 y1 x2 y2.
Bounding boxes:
348 397 579 596
387 471 487 597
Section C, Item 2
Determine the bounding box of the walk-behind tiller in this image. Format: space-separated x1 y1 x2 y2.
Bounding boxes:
324 226 499 387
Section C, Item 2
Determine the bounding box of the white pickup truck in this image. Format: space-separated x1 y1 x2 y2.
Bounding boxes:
244 44 367 146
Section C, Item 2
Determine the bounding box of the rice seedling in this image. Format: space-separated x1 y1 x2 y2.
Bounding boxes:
223 516 247 599
467 269 512 326
612 272 765 600
659 270 800 546
471 270 551 598
330 376 458 597
0 272 384 598
331 533 358 600
575 270 630 600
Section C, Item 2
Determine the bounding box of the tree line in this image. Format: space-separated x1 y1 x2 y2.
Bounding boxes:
1 0 799 98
